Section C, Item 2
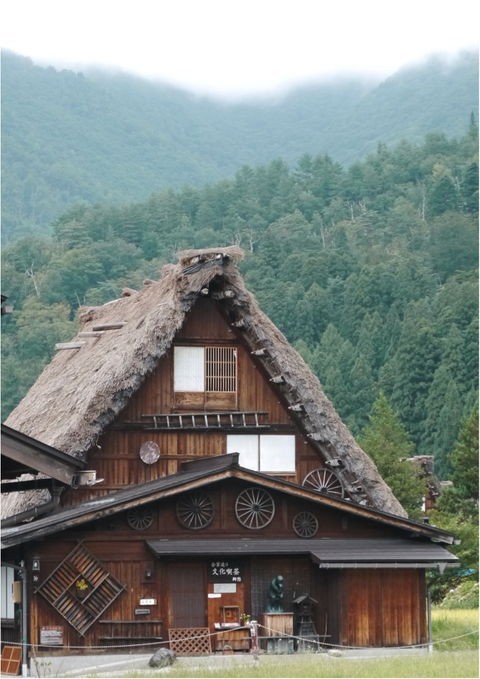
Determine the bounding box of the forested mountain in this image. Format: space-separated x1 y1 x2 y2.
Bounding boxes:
2 125 478 479
2 49 478 241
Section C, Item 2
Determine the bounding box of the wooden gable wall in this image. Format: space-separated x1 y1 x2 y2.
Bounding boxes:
62 298 325 505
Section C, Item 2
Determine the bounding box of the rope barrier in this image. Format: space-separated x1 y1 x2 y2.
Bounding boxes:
4 625 478 653
256 622 479 651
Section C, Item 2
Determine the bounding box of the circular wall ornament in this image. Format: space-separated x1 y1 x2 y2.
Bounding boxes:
126 506 154 530
139 441 160 465
302 468 345 498
176 491 214 529
292 511 319 538
235 487 275 530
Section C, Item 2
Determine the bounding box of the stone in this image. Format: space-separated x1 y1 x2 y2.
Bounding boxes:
149 647 176 668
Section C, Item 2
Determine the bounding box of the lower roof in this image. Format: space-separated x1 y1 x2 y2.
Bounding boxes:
146 537 458 570
1 424 84 485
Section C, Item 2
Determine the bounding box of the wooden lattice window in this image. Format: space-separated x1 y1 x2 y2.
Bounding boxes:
205 346 237 392
174 346 237 393
36 543 125 636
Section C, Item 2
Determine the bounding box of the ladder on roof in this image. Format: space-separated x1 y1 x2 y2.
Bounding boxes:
140 411 269 430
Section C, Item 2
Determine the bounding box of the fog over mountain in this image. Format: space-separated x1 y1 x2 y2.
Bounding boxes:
1 49 478 240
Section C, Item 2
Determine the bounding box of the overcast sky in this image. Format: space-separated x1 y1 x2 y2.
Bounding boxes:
1 0 478 98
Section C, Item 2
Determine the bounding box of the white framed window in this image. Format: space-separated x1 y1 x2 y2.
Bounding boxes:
227 435 296 473
174 346 237 393
1 566 15 620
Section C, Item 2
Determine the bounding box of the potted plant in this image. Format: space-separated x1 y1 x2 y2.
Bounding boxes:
240 613 251 626
74 577 90 599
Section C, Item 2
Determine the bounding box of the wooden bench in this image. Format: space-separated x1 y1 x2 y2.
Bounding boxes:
98 620 163 646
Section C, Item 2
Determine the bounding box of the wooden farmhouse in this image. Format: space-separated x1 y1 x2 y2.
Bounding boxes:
1 246 457 657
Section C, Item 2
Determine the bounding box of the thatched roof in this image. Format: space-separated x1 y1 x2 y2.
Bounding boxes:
4 246 406 517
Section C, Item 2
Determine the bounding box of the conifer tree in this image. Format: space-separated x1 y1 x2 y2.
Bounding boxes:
358 392 426 517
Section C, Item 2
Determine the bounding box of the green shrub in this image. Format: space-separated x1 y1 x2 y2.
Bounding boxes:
440 580 479 609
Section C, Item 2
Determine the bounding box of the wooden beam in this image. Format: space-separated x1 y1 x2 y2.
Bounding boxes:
91 322 126 331
77 331 105 338
1 426 83 485
1 479 59 493
55 342 85 350
270 375 285 384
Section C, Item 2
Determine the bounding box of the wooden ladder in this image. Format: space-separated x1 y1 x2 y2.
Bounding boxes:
141 411 268 429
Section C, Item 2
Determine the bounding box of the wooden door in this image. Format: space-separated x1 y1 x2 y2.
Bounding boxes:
168 561 206 628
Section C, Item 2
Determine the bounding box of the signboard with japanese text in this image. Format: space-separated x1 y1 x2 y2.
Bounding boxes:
39 626 64 646
208 559 243 583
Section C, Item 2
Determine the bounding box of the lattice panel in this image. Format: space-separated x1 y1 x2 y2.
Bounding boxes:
205 346 237 392
36 543 125 636
1 646 21 675
168 627 212 655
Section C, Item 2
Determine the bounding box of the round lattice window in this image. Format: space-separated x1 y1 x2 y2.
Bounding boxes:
235 487 275 530
302 468 345 498
126 506 154 530
176 491 214 529
292 511 319 538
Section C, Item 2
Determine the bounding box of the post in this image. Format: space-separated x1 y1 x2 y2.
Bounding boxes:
426 589 433 653
249 620 258 653
20 560 28 677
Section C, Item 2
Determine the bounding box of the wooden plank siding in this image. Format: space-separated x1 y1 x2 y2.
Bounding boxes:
338 569 426 647
27 477 424 650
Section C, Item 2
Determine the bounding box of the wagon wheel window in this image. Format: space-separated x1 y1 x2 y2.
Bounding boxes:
176 491 214 529
235 487 275 529
292 511 319 538
126 507 154 530
302 468 345 498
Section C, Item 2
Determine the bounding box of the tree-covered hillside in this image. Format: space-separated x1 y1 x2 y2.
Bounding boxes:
2 50 478 241
2 125 478 479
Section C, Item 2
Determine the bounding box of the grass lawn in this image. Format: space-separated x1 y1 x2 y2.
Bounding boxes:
92 609 478 678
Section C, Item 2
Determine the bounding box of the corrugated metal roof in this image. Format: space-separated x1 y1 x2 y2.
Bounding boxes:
146 538 458 567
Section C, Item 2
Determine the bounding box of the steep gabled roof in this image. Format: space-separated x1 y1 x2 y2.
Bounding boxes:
5 246 406 516
1 455 454 549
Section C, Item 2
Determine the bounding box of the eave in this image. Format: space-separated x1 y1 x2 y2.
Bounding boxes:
1 424 85 486
1 454 454 549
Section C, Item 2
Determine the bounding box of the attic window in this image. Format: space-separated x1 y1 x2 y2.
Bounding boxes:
227 435 295 473
174 346 237 393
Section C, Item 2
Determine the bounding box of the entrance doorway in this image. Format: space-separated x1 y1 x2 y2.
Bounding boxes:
168 561 206 627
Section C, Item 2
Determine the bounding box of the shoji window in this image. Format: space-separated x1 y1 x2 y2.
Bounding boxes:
227 435 296 473
174 347 205 391
174 346 237 393
1 566 15 620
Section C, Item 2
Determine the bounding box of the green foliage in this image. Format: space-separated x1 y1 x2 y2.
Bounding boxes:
427 407 479 604
440 581 479 610
449 407 479 501
1 126 478 470
358 393 426 516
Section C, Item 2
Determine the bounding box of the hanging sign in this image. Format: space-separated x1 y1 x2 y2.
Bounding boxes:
208 559 243 583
